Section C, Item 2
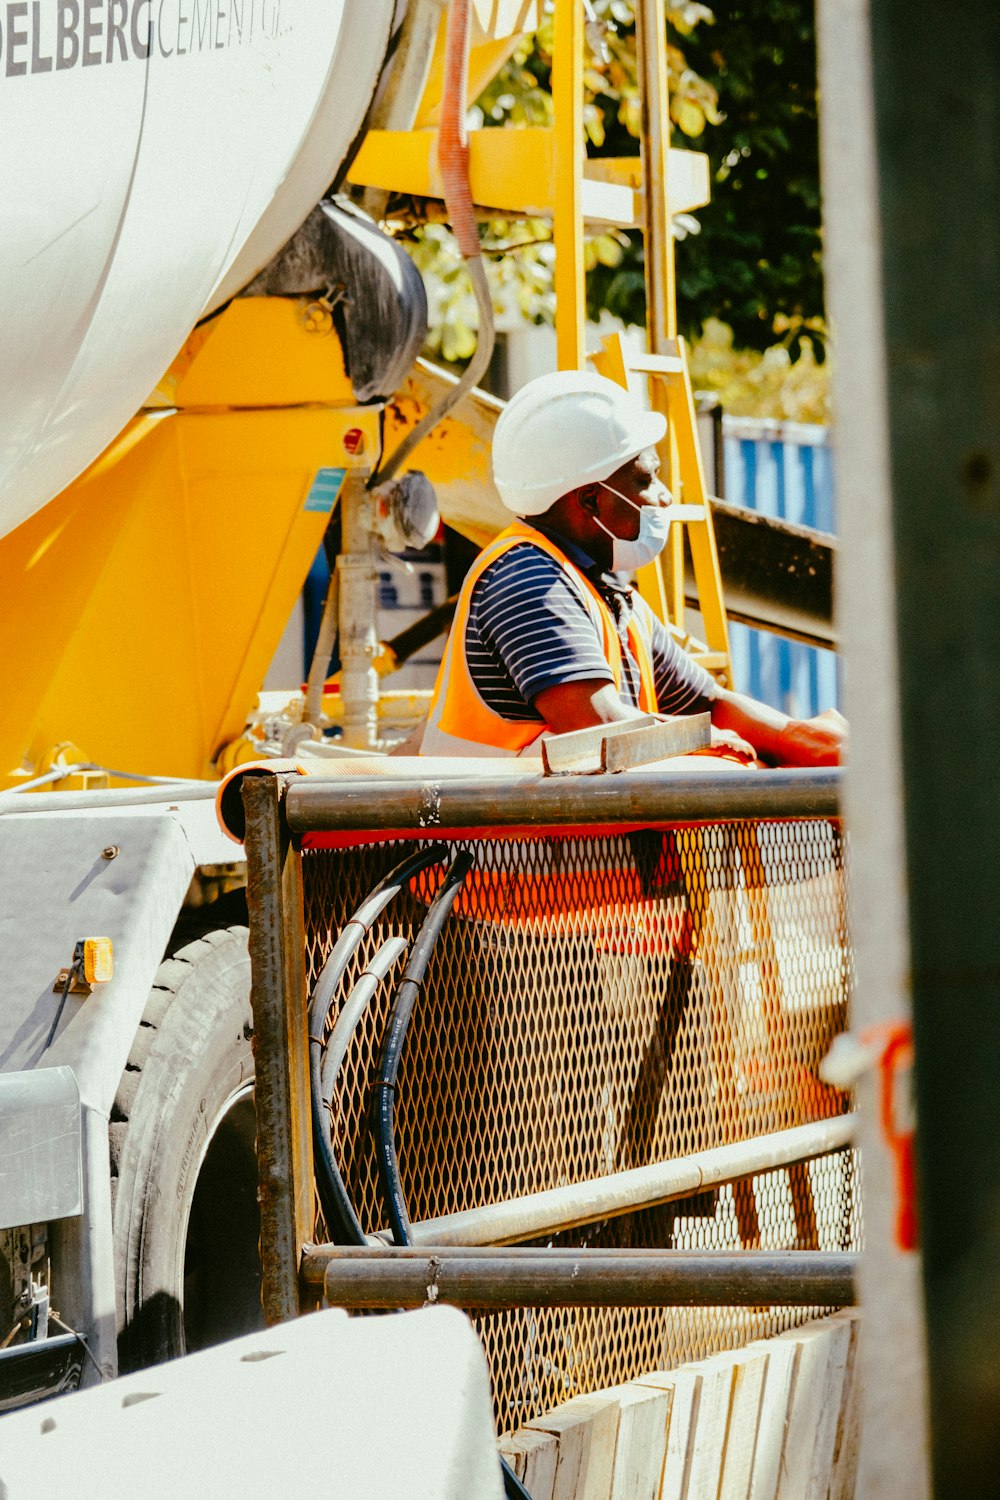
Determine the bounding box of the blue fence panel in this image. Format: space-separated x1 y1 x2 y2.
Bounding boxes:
722 418 839 719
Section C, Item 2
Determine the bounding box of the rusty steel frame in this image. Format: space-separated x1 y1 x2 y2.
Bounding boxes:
284 765 840 836
242 771 315 1324
301 1246 858 1310
244 764 847 1331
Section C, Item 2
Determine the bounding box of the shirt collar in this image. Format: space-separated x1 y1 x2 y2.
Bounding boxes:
530 520 598 575
530 521 633 606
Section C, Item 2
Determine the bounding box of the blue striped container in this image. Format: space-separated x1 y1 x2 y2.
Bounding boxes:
720 417 840 718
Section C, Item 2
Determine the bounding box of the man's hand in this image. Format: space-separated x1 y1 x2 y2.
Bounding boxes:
709 726 758 762
772 708 848 768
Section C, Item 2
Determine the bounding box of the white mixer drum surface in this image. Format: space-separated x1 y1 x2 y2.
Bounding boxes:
0 0 395 537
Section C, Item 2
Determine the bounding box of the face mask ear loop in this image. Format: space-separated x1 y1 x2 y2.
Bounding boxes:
591 512 622 546
598 481 641 514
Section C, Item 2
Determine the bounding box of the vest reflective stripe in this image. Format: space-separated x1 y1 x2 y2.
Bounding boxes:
420 522 658 757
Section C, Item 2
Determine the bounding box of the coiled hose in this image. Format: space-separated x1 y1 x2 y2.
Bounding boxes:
371 849 474 1245
308 843 449 1243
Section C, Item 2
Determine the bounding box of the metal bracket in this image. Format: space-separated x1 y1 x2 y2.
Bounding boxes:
541 712 711 776
52 970 90 997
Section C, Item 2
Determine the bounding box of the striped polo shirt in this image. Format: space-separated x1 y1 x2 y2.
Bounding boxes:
466 531 718 723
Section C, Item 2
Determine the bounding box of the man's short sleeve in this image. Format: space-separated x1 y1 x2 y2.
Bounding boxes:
470 545 613 708
636 597 720 715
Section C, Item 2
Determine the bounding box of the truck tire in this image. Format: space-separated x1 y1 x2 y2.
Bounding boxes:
110 926 264 1370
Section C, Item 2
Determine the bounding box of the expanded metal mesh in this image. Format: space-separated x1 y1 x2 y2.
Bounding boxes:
302 821 859 1433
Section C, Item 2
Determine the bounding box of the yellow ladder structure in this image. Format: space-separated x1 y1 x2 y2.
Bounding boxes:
593 329 733 688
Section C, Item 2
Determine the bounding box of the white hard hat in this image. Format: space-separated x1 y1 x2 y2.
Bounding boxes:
492 369 667 516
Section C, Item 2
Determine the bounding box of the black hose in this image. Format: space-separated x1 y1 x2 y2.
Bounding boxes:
366 850 533 1500
309 844 448 1243
313 937 409 1244
371 849 473 1246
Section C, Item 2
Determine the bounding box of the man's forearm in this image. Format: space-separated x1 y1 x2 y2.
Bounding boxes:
710 690 846 767
533 679 649 735
710 691 790 760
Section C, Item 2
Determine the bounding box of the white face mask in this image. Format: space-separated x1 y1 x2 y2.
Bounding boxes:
594 480 672 571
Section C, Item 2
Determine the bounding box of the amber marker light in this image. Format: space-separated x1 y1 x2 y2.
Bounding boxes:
82 937 114 986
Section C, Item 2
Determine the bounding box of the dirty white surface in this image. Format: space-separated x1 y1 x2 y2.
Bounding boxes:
0 1306 505 1499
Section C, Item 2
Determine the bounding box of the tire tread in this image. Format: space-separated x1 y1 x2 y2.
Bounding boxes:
109 924 256 1369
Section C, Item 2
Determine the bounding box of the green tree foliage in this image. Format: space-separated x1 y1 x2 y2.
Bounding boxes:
401 1 825 375
668 0 825 356
479 0 825 358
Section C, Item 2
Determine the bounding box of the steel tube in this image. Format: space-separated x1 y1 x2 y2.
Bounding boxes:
374 1115 855 1249
301 1247 858 1309
337 475 380 750
0 783 217 815
242 774 314 1323
635 0 676 351
284 765 841 836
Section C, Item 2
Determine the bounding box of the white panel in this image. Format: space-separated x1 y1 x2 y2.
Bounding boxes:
0 0 393 539
0 807 208 1110
0 1307 505 1500
0 18 146 518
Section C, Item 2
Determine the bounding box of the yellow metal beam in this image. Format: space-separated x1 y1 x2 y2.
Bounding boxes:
635 0 683 624
598 330 731 682
585 151 710 213
348 129 709 225
470 0 541 34
552 0 584 369
415 34 526 132
635 0 677 348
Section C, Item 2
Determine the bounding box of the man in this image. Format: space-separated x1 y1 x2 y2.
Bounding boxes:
420 369 845 765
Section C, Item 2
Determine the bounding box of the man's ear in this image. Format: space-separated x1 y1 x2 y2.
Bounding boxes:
577 483 599 515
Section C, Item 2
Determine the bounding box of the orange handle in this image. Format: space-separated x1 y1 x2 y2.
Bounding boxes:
866 1021 917 1251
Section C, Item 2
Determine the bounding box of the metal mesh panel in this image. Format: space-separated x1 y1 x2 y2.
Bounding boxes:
302 821 859 1433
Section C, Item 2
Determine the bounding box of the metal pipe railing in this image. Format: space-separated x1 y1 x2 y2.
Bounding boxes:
366 1115 855 1249
283 766 841 836
302 1246 858 1309
0 782 217 814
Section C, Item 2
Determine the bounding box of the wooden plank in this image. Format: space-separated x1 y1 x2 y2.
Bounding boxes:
805 1313 858 1500
720 1351 770 1500
540 710 710 775
610 1384 673 1500
528 1391 621 1500
635 1369 700 1500
829 1315 862 1500
775 1322 841 1500
748 1337 800 1500
541 715 660 775
510 1312 861 1500
602 715 711 773
499 1427 559 1500
686 1354 738 1500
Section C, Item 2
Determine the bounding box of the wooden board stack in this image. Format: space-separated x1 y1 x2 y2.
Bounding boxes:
498 1310 861 1500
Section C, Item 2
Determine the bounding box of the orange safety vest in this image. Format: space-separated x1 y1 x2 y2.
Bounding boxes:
420 521 658 757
